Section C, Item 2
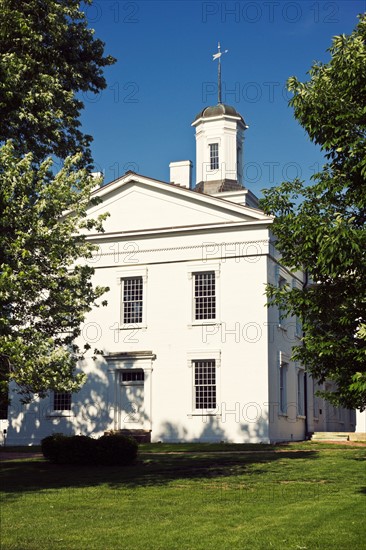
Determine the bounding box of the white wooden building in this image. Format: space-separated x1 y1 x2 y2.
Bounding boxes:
5 101 357 445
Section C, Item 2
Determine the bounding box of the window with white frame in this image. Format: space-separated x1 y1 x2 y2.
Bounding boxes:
237 145 242 179
0 401 8 420
120 369 144 384
279 360 288 414
53 392 72 411
292 279 302 337
121 276 143 324
313 380 319 419
278 275 287 326
297 368 305 416
295 316 302 338
0 380 8 419
194 271 216 320
193 359 216 410
209 143 219 170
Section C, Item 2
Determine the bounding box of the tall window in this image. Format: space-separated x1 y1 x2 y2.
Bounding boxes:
194 360 216 409
237 145 242 180
122 277 143 324
295 316 302 338
279 362 288 414
297 369 305 416
292 279 302 337
53 392 72 411
0 370 9 419
194 271 216 320
209 143 219 170
313 380 319 419
278 276 287 325
0 396 8 419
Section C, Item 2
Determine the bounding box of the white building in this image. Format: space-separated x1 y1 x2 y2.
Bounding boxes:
5 101 356 445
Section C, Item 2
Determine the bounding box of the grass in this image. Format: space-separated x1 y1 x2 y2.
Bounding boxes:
1 442 365 550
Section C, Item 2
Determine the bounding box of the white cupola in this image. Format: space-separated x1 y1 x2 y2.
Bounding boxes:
191 42 249 195
192 103 248 193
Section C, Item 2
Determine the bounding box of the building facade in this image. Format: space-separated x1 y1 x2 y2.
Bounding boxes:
5 102 356 445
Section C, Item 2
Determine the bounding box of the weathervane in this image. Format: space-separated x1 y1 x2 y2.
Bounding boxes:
212 42 228 104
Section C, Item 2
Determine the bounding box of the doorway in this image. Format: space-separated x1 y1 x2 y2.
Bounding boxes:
119 369 145 429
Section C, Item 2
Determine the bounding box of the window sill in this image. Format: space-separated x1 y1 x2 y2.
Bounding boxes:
189 321 221 327
188 413 221 417
297 415 306 420
119 324 147 330
46 411 73 418
278 413 288 418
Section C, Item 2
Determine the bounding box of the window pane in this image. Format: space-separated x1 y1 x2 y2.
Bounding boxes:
278 277 286 325
53 392 71 411
122 277 143 324
297 371 304 416
121 370 144 383
209 143 219 170
313 381 319 418
279 364 287 414
194 360 216 409
194 272 216 320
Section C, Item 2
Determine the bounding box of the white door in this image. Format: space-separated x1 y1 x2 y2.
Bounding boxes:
119 370 145 429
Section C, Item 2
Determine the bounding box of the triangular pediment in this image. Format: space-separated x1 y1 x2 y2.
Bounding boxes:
87 172 270 234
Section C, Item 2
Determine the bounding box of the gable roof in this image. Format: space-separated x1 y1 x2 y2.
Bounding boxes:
87 171 273 237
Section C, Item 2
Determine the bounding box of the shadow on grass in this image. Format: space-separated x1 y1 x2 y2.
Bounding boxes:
1 412 321 498
1 447 319 501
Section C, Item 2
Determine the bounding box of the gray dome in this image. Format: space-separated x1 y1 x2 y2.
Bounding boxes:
193 103 245 124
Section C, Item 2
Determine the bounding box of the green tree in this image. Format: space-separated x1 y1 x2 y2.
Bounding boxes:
0 0 115 402
260 15 366 410
0 0 115 166
0 144 108 402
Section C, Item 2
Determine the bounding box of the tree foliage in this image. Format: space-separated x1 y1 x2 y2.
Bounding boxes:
0 143 108 401
260 15 366 410
0 1 114 402
0 0 115 166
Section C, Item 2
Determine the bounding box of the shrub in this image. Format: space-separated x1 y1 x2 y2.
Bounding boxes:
58 435 96 465
41 433 138 466
41 433 68 463
97 433 138 466
41 433 95 464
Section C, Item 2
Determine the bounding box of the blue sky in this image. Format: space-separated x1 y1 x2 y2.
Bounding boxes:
81 0 365 198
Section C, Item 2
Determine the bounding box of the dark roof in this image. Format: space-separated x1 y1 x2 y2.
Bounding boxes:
193 103 246 124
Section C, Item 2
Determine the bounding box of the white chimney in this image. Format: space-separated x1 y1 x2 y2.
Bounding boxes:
169 160 192 189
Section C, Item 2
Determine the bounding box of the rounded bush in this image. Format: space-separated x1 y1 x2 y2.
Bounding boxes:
97 434 138 466
41 433 96 464
41 433 68 463
60 435 96 465
41 432 138 466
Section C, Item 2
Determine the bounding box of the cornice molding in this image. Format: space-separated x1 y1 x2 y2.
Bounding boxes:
92 239 270 258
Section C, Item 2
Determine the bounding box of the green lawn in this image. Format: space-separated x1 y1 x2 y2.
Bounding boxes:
1 442 365 550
